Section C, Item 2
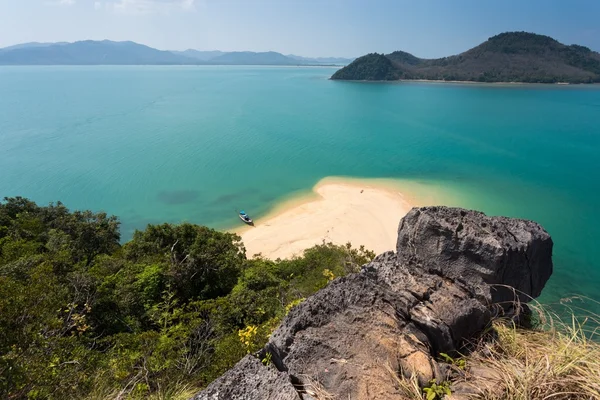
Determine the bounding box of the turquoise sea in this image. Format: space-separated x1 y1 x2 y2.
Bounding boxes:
1 66 599 312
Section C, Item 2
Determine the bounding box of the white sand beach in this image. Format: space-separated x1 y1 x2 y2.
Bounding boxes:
237 177 425 260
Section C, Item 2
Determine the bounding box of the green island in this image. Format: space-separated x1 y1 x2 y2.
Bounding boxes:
1 197 599 400
331 32 600 83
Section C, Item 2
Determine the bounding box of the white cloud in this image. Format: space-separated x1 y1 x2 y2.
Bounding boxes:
110 0 196 15
94 1 103 10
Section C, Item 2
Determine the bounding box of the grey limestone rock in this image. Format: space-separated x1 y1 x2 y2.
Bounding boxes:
396 206 553 305
192 355 300 400
191 207 553 400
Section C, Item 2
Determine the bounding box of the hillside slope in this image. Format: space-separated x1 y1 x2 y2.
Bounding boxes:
194 206 560 399
332 32 600 83
2 197 598 399
331 53 399 80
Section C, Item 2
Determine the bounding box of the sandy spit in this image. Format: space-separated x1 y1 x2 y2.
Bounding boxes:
236 177 422 260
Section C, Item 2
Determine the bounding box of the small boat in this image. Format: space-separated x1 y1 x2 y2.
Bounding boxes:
238 210 254 225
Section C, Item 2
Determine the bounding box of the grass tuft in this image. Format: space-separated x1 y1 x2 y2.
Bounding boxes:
382 296 600 400
460 297 600 400
385 363 423 400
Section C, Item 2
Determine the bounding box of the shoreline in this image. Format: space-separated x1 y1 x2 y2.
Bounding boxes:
331 78 600 86
234 176 455 260
402 79 572 85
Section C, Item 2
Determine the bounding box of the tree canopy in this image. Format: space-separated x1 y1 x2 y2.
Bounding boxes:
0 197 375 399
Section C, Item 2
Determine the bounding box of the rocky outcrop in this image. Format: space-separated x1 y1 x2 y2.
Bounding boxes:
395 207 553 306
192 207 553 400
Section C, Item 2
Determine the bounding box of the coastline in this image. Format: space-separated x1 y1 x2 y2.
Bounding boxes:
402 79 581 85
331 78 600 86
234 176 457 260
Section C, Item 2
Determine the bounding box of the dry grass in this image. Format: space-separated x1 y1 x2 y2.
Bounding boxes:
385 363 423 400
86 382 198 400
461 298 600 400
381 297 600 400
143 384 199 400
296 374 336 400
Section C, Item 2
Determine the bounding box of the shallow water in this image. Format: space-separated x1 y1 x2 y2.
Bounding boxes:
1 66 599 311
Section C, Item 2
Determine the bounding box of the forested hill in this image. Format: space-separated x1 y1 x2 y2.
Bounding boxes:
329 53 399 81
331 32 600 83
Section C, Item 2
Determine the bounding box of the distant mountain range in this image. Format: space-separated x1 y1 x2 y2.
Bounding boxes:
0 42 69 52
332 32 600 84
0 41 190 65
0 41 354 66
171 49 225 61
208 51 300 65
287 54 356 65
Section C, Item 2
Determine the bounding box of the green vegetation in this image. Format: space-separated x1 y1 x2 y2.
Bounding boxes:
332 32 600 83
422 380 451 400
438 352 466 371
0 197 374 399
331 53 399 81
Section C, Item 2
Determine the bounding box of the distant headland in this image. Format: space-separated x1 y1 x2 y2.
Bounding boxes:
331 32 600 84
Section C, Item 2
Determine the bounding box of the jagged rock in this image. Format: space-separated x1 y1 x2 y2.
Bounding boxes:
370 252 491 354
264 260 492 399
192 207 553 400
396 206 553 305
191 355 300 400
266 271 430 399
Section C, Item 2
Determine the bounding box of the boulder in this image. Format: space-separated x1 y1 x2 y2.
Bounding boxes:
396 206 553 305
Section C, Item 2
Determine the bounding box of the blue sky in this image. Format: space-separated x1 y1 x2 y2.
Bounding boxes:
1 0 599 57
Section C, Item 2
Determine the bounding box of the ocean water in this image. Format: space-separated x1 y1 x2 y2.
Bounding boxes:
1 66 599 312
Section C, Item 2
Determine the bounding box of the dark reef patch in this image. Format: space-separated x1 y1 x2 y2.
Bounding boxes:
157 190 200 205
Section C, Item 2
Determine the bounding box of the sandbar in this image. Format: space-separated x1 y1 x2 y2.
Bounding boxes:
236 177 446 260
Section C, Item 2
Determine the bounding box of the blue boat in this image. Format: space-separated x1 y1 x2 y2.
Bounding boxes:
238 210 253 225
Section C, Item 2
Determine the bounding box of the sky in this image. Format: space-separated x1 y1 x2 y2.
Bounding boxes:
0 0 599 58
